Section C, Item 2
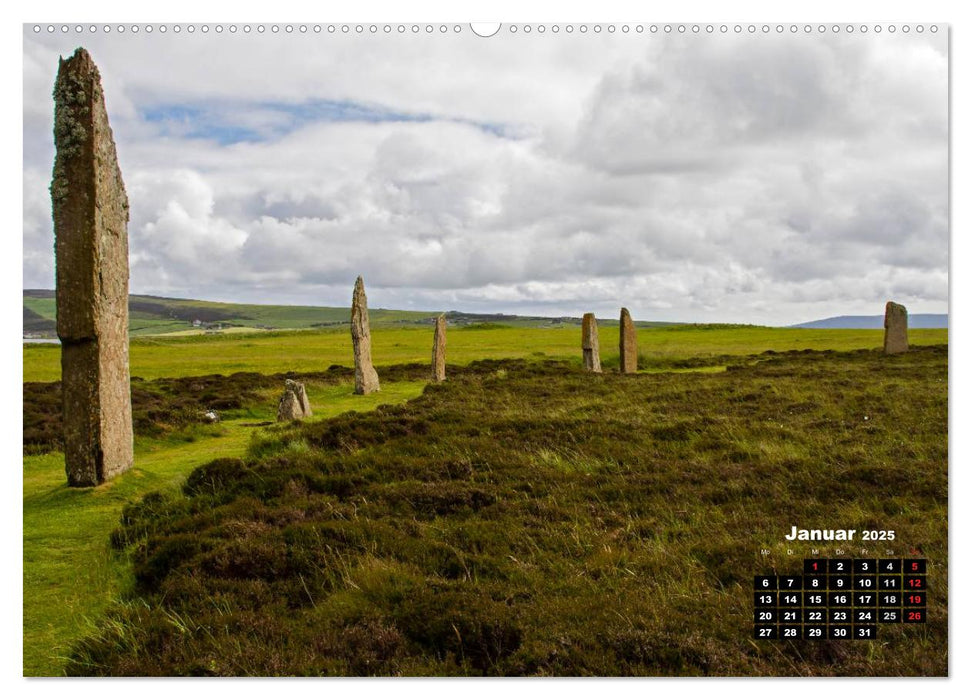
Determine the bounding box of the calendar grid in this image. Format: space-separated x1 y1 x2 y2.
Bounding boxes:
754 559 926 640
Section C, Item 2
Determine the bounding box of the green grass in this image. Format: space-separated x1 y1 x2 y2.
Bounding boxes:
22 325 948 676
60 348 947 676
22 325 949 383
23 295 57 320
23 379 426 676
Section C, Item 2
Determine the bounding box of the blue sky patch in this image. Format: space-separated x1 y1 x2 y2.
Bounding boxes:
143 99 511 145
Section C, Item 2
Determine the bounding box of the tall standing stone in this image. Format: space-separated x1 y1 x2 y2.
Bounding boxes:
884 301 909 355
432 314 447 382
351 276 380 394
619 308 638 374
51 48 133 487
581 313 602 373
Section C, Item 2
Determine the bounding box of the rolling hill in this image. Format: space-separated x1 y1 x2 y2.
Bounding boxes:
791 313 948 330
22 290 680 338
23 289 440 338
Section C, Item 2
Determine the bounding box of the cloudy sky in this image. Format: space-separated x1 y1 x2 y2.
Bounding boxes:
22 24 948 325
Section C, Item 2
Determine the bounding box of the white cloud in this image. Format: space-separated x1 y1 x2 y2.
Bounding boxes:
22 28 948 324
128 169 249 287
22 168 55 289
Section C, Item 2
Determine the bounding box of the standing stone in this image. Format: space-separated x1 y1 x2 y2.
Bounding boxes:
290 379 312 417
351 276 380 394
277 388 303 422
52 48 133 487
276 379 311 421
277 379 311 421
619 308 638 374
432 314 447 382
581 313 602 373
884 301 909 355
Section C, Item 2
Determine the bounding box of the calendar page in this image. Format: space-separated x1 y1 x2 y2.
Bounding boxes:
21 18 948 678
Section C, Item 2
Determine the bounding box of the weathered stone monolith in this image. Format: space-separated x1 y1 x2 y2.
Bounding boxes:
884 301 909 354
276 379 314 421
52 48 133 487
581 313 602 373
291 379 312 417
432 314 446 382
619 308 637 374
277 388 303 422
351 276 380 394
276 379 311 421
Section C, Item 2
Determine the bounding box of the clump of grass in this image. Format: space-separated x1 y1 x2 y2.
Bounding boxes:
68 347 947 676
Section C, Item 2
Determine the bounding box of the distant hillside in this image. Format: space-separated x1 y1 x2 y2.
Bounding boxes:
23 305 56 335
791 314 948 330
23 290 678 339
23 289 439 338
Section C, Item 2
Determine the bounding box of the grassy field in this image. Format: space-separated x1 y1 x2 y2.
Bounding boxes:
23 378 426 676
22 327 948 676
22 325 949 383
60 348 947 676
